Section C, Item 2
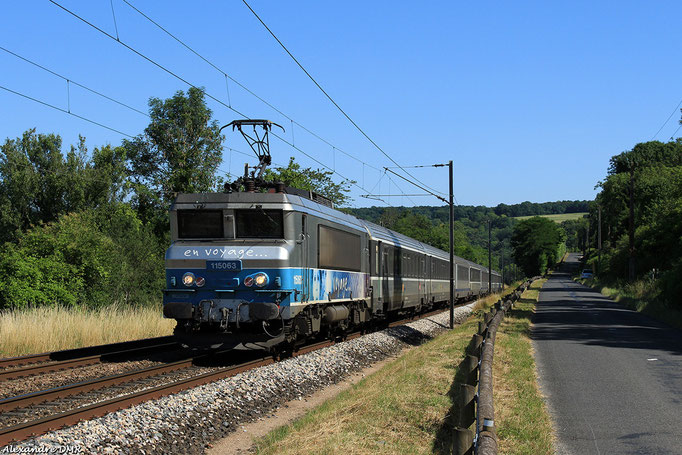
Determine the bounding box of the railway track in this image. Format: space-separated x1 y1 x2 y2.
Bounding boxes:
0 303 470 446
0 336 179 372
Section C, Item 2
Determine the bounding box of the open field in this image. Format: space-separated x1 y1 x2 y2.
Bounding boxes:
514 212 587 222
0 304 175 357
252 282 553 455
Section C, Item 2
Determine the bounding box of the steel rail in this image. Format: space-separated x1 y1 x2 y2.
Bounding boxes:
0 336 177 369
0 340 180 381
0 357 200 412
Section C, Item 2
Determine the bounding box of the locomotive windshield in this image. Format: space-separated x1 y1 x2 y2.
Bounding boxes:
235 209 284 239
177 210 223 238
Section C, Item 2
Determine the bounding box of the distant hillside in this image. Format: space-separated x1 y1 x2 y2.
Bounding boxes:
346 200 591 278
349 200 592 225
514 212 588 223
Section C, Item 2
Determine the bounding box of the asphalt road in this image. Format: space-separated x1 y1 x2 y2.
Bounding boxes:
533 253 682 455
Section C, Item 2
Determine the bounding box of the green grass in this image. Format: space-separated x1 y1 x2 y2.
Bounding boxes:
514 212 587 223
494 279 553 455
252 284 553 455
253 317 475 455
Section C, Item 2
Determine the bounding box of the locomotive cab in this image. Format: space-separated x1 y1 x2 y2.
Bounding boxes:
163 192 302 348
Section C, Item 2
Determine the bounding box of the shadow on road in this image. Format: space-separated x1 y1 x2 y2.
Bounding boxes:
532 258 682 356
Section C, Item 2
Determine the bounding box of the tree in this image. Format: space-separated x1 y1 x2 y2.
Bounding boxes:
123 87 224 228
0 204 164 310
511 216 565 276
597 139 682 280
560 217 588 252
0 130 127 243
263 157 355 207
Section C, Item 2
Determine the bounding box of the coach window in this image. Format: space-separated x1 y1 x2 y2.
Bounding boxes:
318 225 361 271
470 268 481 282
177 210 224 239
235 209 284 238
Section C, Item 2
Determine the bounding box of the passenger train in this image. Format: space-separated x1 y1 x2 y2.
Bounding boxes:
162 183 502 352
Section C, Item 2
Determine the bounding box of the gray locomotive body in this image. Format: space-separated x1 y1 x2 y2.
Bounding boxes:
162 191 501 350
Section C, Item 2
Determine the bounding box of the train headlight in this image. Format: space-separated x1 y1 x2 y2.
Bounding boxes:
182 272 195 287
195 276 206 287
254 273 269 287
244 276 254 287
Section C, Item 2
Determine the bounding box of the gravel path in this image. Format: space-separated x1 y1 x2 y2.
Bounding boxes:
3 305 473 454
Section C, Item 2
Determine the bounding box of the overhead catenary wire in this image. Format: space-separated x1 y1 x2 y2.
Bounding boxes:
384 163 460 204
383 167 448 204
48 0 400 207
0 46 149 118
119 0 383 174
651 98 682 140
360 194 435 197
0 84 134 138
240 0 448 198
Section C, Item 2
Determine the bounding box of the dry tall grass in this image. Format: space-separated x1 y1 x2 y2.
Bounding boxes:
0 304 175 357
472 281 523 312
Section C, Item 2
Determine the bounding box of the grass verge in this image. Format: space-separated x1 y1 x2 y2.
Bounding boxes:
493 278 553 455
576 277 682 330
252 283 552 455
0 304 175 357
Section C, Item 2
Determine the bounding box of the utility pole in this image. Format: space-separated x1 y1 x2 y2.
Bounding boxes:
501 244 505 290
628 168 636 281
586 218 590 257
449 160 454 329
598 205 602 275
381 162 455 327
488 219 492 293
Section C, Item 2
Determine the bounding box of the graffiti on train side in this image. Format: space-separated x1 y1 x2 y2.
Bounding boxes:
309 269 369 301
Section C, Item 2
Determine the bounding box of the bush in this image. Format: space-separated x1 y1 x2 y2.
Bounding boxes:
659 260 682 308
0 204 164 310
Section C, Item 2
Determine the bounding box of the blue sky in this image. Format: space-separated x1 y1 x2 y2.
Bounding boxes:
1 1 681 208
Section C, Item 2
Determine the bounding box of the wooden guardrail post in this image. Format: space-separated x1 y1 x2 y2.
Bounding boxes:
466 334 483 357
461 354 478 386
453 427 474 455
457 383 476 428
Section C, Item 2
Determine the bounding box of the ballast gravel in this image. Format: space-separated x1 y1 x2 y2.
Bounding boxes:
4 305 474 454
